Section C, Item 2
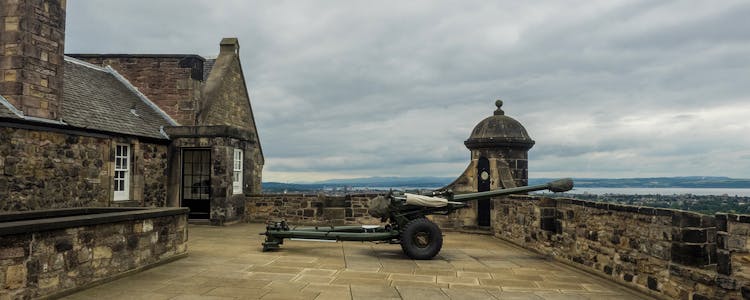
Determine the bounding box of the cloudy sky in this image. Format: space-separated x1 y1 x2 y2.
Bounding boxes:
66 1 750 182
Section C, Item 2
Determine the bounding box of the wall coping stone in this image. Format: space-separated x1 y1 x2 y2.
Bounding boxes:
67 53 206 60
509 194 716 218
0 207 188 236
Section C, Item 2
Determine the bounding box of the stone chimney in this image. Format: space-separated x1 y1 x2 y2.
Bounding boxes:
219 37 239 55
0 0 66 120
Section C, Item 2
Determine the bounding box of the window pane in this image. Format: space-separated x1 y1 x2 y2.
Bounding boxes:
200 160 208 175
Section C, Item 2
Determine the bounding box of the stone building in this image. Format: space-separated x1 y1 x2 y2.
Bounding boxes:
435 100 534 229
0 0 263 225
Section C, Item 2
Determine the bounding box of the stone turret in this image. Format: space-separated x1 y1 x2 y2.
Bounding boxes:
438 100 534 228
464 100 534 188
0 0 66 120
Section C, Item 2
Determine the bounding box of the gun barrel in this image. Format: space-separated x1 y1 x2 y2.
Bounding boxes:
452 178 573 202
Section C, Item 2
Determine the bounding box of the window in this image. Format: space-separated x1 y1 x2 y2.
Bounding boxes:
114 144 130 201
233 149 243 194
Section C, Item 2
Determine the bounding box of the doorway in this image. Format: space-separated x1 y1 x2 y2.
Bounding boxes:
477 157 491 227
182 149 211 219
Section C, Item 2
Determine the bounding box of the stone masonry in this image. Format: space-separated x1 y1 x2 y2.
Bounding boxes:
0 0 66 119
166 126 261 225
492 194 750 299
246 193 382 226
0 208 188 299
0 126 169 212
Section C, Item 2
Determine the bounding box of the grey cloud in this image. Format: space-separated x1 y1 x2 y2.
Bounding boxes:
65 1 750 180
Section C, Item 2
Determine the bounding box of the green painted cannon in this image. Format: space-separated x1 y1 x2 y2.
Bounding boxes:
261 178 573 259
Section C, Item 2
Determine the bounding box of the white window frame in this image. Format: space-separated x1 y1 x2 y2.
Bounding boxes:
114 144 131 201
233 149 243 194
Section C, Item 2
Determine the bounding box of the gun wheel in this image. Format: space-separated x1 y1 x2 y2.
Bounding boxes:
400 218 443 260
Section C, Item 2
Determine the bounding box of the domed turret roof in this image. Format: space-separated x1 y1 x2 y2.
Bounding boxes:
464 100 535 150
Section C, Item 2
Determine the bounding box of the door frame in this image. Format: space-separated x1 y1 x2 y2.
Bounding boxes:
180 148 212 219
477 157 491 227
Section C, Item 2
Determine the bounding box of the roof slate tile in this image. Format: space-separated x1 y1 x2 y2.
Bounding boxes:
61 58 172 139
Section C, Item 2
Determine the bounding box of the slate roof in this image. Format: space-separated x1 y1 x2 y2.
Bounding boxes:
203 58 216 81
61 57 176 139
1 57 176 139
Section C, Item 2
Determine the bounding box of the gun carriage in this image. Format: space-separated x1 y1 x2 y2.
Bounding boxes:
261 178 573 259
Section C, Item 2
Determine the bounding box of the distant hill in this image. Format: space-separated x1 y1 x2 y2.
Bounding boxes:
261 182 330 193
263 176 750 193
315 176 454 187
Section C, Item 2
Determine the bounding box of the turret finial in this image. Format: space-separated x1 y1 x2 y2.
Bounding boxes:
494 99 504 115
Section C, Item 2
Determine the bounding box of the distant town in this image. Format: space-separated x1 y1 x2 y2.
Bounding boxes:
544 192 750 215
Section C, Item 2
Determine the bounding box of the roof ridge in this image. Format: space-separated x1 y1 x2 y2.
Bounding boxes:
63 55 108 72
104 66 179 126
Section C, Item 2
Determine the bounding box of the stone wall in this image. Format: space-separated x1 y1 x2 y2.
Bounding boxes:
138 142 169 207
472 148 529 187
246 193 382 225
70 55 204 126
718 214 750 297
0 208 188 299
0 0 66 119
0 126 169 212
492 195 750 299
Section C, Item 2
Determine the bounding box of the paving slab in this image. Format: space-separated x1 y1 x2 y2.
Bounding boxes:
62 223 652 300
441 287 495 300
396 286 449 300
350 284 400 300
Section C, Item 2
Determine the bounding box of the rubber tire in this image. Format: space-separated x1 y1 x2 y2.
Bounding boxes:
400 218 443 260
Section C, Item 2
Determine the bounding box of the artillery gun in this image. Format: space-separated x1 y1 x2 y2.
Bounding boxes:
261 178 573 259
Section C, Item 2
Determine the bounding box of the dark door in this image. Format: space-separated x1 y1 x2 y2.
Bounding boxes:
477 157 491 226
182 149 211 219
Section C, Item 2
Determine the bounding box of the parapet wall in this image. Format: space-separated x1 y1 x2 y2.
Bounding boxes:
0 208 188 299
494 195 750 299
246 193 382 225
248 192 750 299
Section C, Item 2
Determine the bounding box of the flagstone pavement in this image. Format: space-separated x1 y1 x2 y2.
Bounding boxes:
62 223 653 300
